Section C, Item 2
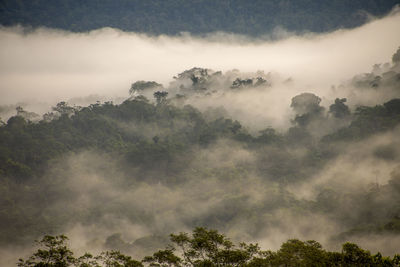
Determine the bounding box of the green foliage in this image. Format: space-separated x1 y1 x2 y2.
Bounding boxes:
18 229 400 267
0 98 255 182
329 98 351 118
3 91 400 254
393 47 400 64
230 77 268 89
143 248 181 267
342 242 372 266
17 235 143 267
323 98 400 141
130 81 163 95
75 253 101 267
264 239 329 266
99 251 143 267
3 93 398 186
153 91 169 105
144 227 264 266
18 235 75 267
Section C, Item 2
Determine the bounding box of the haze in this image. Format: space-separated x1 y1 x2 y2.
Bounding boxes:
1 11 399 106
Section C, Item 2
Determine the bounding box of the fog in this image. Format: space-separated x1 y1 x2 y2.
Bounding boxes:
1 10 399 106
4 130 400 265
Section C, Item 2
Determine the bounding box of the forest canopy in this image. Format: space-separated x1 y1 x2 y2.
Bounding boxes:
1 64 400 259
0 0 399 35
1 5 400 266
18 228 400 266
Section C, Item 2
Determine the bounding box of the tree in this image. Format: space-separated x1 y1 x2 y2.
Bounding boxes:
169 227 259 266
142 247 182 267
17 235 143 267
290 93 323 115
6 115 27 129
269 239 328 266
231 78 253 89
329 98 350 118
130 81 163 95
18 235 75 267
290 93 325 129
17 231 400 267
392 47 400 64
75 253 101 267
16 106 40 121
172 68 219 92
342 242 372 266
384 98 400 115
154 91 169 105
99 251 143 267
52 102 77 117
230 77 268 89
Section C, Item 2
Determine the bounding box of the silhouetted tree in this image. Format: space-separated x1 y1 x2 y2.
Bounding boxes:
329 98 351 118
154 91 169 105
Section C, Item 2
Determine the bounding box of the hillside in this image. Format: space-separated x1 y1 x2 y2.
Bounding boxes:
0 0 399 35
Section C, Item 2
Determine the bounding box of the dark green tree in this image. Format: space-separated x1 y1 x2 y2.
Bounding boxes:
329 98 351 118
142 247 182 267
342 242 372 266
154 91 169 105
169 227 259 266
99 251 143 267
18 235 75 267
392 47 400 64
130 81 163 95
52 102 77 117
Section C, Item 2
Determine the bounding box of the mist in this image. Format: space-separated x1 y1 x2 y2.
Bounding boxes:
1 10 400 106
4 130 400 265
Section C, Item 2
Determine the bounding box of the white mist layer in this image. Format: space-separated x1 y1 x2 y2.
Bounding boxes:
0 12 399 107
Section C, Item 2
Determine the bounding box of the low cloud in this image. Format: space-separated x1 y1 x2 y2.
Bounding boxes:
0 12 399 106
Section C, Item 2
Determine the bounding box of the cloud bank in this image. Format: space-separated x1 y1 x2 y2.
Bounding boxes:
0 12 399 106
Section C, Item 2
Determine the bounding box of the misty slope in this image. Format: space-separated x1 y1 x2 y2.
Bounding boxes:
1 9 400 265
0 0 399 35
